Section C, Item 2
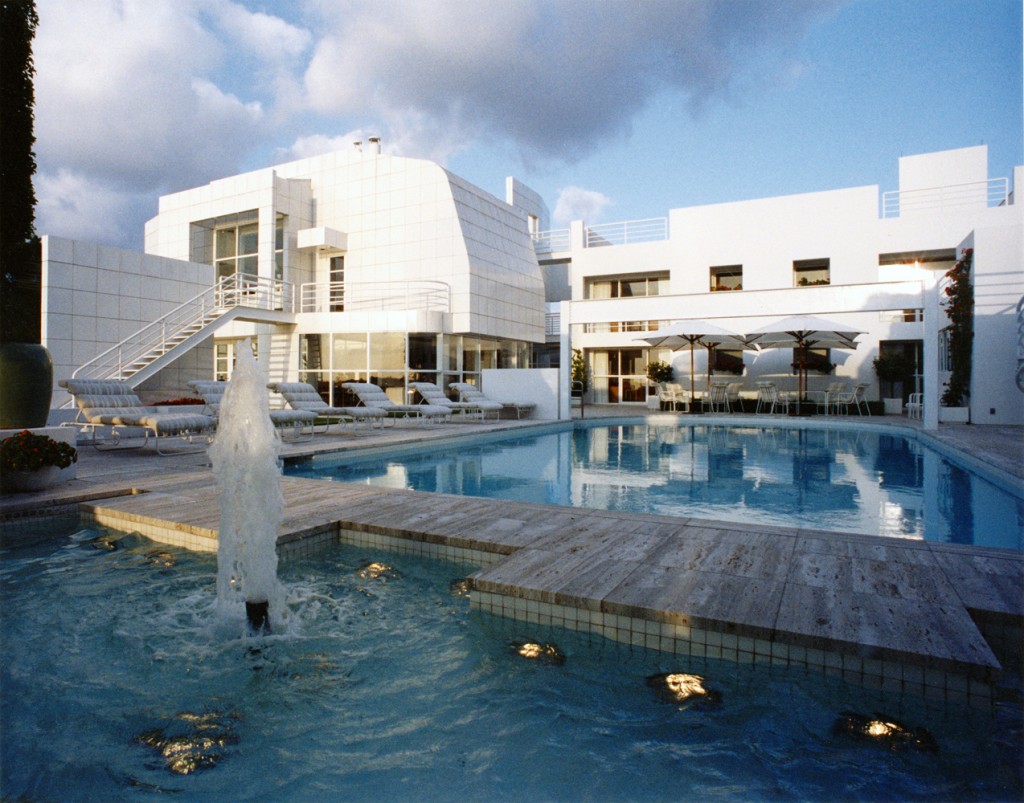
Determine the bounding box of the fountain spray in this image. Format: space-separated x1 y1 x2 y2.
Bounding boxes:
208 340 285 634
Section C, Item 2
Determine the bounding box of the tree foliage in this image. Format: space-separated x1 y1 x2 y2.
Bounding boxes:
941 248 973 407
1 0 41 343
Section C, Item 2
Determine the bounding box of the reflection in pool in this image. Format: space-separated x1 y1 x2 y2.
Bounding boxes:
289 423 1023 550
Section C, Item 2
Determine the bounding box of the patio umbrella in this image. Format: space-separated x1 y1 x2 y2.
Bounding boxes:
639 320 751 411
743 315 862 413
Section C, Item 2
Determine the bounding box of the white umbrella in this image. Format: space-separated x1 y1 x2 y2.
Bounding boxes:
640 320 751 410
744 315 862 412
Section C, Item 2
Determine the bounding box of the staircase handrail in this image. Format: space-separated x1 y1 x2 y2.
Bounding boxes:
71 274 293 381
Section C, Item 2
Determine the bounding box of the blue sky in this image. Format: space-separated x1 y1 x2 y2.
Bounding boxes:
32 0 1022 249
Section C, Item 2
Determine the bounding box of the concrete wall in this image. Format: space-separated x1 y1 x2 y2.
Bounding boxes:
482 368 560 420
42 236 215 411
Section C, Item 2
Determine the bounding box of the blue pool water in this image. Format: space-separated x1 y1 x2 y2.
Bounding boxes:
287 422 1024 551
2 520 1021 801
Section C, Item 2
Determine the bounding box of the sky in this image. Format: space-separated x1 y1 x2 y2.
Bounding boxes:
31 0 1023 251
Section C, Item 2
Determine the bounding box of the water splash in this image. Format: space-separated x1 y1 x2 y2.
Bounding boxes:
208 341 286 633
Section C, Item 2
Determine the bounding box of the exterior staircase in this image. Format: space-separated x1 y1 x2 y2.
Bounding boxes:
70 275 296 386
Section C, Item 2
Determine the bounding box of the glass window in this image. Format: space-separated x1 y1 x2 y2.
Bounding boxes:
463 338 480 373
408 334 437 370
710 265 743 292
369 332 406 371
584 273 668 299
793 258 830 287
301 334 328 370
332 333 367 370
710 347 744 374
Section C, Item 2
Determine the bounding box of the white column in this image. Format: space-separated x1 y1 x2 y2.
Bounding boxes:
923 272 940 430
559 300 572 420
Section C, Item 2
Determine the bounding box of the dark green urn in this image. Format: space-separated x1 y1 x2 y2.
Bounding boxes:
0 343 54 428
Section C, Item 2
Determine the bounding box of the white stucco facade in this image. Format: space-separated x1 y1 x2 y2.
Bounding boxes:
555 146 1023 425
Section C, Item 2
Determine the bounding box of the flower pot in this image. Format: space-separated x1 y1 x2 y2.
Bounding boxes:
1 464 63 493
0 343 53 428
883 398 903 415
939 406 970 423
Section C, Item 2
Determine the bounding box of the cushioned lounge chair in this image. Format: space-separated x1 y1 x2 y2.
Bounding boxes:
189 380 317 441
266 382 387 430
60 378 216 454
449 382 534 419
342 382 450 423
408 382 484 421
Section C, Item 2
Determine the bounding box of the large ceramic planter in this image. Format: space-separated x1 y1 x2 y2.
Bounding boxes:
1 465 63 493
0 343 54 428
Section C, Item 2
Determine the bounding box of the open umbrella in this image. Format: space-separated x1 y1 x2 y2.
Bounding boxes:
640 320 751 412
744 315 862 414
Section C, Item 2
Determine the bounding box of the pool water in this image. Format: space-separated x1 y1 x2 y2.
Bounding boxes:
1 523 1021 801
288 423 1024 550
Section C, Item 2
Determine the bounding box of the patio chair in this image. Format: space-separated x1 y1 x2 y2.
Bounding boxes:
905 392 923 420
658 382 687 412
343 382 451 423
408 382 484 421
60 378 216 454
755 382 788 414
449 382 535 419
266 382 387 430
706 381 731 413
188 380 317 441
830 382 870 415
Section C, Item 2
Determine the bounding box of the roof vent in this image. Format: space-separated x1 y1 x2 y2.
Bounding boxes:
353 140 362 152
367 136 381 155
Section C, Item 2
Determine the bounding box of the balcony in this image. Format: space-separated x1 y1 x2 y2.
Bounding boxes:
532 217 669 254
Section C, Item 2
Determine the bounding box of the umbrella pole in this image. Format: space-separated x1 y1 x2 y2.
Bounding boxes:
688 341 702 414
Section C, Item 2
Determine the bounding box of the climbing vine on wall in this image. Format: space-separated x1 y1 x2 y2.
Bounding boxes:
941 248 973 407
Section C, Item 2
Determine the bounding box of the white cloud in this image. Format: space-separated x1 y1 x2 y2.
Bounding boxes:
36 169 154 247
553 186 611 225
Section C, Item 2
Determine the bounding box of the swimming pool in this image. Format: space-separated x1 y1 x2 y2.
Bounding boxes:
2 520 1020 800
286 421 1024 551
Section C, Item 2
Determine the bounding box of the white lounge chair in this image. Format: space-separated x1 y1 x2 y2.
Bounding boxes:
189 380 317 441
60 378 215 454
342 382 451 423
408 382 484 421
449 382 534 419
266 382 387 430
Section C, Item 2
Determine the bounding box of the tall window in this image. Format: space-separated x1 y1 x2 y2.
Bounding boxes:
190 210 286 282
585 272 669 299
589 348 658 404
793 258 830 287
709 265 742 292
329 256 345 311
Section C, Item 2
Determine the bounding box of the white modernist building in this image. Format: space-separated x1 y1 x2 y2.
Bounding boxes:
44 142 549 412
39 143 1022 427
548 146 1023 427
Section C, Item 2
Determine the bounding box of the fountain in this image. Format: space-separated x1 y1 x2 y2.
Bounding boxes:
208 340 285 634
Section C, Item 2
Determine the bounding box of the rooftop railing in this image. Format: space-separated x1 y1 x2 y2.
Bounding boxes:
533 229 571 254
586 217 668 248
882 177 1009 218
299 279 450 314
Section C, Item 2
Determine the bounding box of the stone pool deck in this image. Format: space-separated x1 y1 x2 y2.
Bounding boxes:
2 410 1022 706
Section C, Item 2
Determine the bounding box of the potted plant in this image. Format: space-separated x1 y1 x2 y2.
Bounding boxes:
873 352 914 414
1 429 78 492
646 360 675 385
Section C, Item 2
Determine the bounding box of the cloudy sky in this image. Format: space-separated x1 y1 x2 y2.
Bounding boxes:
32 0 1022 250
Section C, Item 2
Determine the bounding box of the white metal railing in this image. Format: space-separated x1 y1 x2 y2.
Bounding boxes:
585 217 668 247
882 177 1009 218
533 228 571 254
545 311 560 336
72 274 293 381
299 279 450 314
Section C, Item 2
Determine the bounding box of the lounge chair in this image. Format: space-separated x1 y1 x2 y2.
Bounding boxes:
342 382 451 423
449 382 534 419
189 380 318 441
266 382 387 430
905 392 923 420
60 378 216 454
408 382 484 421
